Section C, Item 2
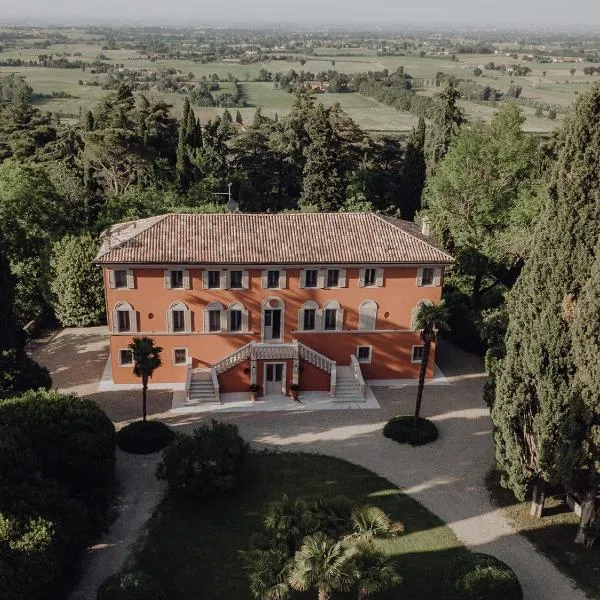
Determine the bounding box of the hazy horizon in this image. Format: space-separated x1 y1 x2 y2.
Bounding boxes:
1 0 599 29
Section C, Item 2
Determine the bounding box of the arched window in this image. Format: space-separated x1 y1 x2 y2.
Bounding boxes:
411 299 433 330
323 300 343 331
358 300 378 331
298 300 320 332
228 302 248 333
204 301 224 333
112 301 137 333
167 301 191 333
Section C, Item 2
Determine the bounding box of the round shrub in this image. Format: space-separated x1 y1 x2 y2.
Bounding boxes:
383 416 438 446
117 421 175 455
97 569 165 600
156 419 248 498
443 552 523 600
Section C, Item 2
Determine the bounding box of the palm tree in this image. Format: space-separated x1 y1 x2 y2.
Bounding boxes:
128 336 162 422
264 494 312 556
346 506 404 544
352 545 402 600
288 532 357 600
412 301 449 426
242 547 291 600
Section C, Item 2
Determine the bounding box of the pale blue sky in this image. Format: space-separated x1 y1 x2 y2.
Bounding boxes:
0 0 598 27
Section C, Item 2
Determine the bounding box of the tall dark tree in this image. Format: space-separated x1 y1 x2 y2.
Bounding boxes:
491 85 600 525
424 81 465 174
401 116 426 220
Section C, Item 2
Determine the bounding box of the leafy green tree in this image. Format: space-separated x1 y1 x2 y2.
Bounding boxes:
491 85 600 521
288 532 357 600
50 234 105 327
353 545 402 600
413 302 449 425
128 337 162 422
424 103 542 307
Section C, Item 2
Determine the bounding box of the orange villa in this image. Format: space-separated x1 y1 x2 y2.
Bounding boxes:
94 212 453 403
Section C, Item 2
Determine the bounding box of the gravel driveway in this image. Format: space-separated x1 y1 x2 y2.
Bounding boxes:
33 327 586 600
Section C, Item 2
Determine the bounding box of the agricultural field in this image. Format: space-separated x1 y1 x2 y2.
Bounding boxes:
1 28 599 133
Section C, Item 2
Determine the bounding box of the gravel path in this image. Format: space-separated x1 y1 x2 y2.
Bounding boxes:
33 328 586 600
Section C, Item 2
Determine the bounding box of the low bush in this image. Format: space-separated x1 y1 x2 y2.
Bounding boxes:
383 416 439 446
156 420 248 498
117 420 175 454
97 569 165 600
443 552 523 600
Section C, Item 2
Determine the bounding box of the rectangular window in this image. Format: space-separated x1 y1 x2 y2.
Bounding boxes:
229 270 243 289
267 270 280 289
305 269 318 288
356 346 372 363
303 309 316 331
207 270 221 289
326 269 340 288
173 348 187 365
172 310 185 332
119 349 133 366
209 310 221 332
364 268 377 286
114 270 128 289
117 310 130 332
412 346 425 363
324 308 337 331
229 310 242 332
170 270 184 289
421 268 434 286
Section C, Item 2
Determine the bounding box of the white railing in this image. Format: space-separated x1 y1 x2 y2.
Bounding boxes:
330 363 337 397
184 357 193 402
214 341 255 374
297 341 335 373
210 366 221 403
349 355 365 397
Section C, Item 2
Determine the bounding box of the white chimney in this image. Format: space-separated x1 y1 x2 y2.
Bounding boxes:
421 216 431 236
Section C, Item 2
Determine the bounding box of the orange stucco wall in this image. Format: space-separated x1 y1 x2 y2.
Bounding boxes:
105 265 442 387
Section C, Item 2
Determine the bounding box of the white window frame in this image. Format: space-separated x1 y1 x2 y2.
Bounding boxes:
204 301 224 333
112 301 137 333
227 270 245 290
356 346 373 364
263 269 286 290
261 297 285 341
119 348 133 366
164 269 190 290
300 268 321 289
358 299 378 331
298 300 320 332
227 302 248 333
417 266 442 287
325 268 346 289
412 345 425 363
322 300 343 331
173 347 188 366
109 269 135 290
359 267 384 288
167 301 192 333
205 270 222 289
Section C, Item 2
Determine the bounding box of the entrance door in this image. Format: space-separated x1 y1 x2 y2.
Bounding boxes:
265 362 285 396
263 309 282 341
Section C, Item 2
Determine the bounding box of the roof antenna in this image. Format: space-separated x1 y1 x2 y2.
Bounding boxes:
211 183 239 213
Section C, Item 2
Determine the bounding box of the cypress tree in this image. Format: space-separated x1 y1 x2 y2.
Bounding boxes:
401 116 426 221
571 246 600 546
235 109 243 124
492 85 600 523
175 115 188 189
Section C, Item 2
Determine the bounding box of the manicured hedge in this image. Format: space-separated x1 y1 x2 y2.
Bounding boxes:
117 420 175 454
0 390 116 600
443 552 523 600
156 420 248 498
97 569 165 600
383 415 439 446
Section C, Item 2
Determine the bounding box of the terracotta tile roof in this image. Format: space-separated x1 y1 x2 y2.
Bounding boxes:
94 212 454 266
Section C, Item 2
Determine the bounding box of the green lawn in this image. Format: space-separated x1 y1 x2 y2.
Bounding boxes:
486 470 600 599
135 452 467 600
